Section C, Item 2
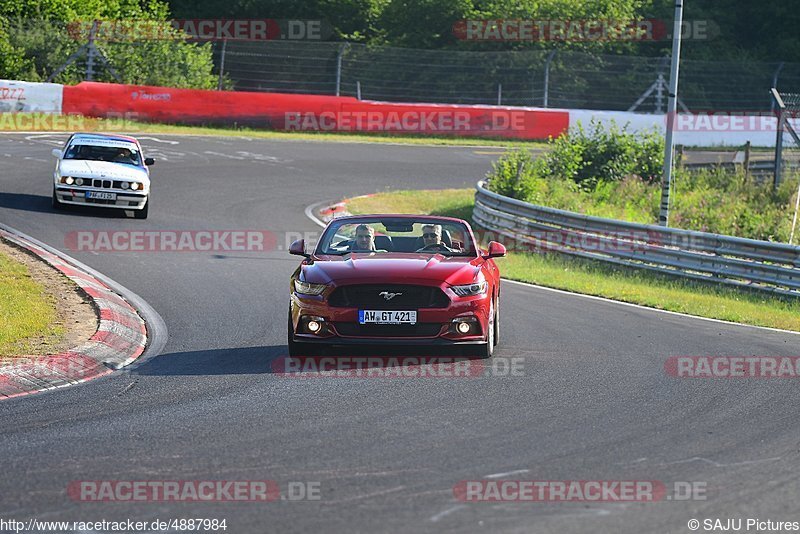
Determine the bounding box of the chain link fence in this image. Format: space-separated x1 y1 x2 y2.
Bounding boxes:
6 19 800 113
211 40 800 112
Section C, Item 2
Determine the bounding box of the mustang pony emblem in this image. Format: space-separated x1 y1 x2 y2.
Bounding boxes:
379 291 403 301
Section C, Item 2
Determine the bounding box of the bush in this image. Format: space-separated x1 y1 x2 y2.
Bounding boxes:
548 119 664 189
485 140 800 243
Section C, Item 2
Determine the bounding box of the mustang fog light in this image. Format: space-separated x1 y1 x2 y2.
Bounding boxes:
64 176 74 185
300 316 327 335
450 316 479 335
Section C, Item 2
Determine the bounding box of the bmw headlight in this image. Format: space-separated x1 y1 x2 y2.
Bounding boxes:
294 280 328 295
451 280 488 297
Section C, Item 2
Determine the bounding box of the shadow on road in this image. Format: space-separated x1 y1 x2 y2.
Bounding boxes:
131 344 475 377
0 191 130 218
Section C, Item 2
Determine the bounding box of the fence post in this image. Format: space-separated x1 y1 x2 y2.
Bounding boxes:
773 88 785 189
543 50 556 108
335 43 348 96
497 84 502 106
217 39 227 91
743 141 751 183
85 20 99 81
356 81 361 100
771 62 785 112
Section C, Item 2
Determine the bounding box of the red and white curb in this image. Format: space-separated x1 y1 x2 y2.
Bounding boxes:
313 193 377 224
0 228 147 399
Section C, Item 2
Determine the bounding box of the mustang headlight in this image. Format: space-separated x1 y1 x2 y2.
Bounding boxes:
294 280 328 296
451 280 488 297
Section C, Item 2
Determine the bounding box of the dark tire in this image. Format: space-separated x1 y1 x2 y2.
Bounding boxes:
287 313 327 357
466 298 495 359
133 199 149 219
52 189 64 210
493 296 500 346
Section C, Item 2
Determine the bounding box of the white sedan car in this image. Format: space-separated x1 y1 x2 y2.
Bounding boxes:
52 133 154 219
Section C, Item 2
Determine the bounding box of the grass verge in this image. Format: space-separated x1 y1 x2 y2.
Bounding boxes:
0 113 548 148
346 188 800 332
0 248 64 355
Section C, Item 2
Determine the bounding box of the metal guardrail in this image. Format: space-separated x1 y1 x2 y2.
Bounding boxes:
473 181 800 297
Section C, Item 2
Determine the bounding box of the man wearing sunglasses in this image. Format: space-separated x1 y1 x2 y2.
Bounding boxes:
416 224 456 253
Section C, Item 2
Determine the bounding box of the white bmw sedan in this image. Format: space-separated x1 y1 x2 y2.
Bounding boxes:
52 133 154 219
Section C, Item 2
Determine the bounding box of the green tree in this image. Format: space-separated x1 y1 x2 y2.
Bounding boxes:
0 0 218 88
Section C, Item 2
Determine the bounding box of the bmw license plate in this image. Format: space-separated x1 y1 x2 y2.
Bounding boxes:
86 191 117 201
359 310 417 324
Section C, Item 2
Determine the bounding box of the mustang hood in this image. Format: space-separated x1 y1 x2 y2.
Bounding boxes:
59 160 150 184
302 253 481 286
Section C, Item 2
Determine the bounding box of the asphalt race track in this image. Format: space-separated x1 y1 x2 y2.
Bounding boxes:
1 133 799 533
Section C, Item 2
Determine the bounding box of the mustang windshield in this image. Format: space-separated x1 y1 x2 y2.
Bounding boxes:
317 218 476 256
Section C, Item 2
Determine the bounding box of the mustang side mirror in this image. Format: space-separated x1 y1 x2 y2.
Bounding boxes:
144 157 155 166
483 241 507 259
52 148 62 158
289 239 311 260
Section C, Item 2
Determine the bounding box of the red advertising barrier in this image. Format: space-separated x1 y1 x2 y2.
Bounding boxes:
62 81 568 139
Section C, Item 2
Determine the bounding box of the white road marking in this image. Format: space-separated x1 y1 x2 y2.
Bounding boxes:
662 456 782 468
136 136 180 145
430 505 467 522
484 469 529 479
203 150 246 160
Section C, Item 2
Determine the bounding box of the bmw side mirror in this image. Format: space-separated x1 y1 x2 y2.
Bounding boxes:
144 157 155 166
52 148 62 158
484 241 507 259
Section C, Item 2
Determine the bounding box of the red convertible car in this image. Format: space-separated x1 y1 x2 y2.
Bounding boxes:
288 214 506 358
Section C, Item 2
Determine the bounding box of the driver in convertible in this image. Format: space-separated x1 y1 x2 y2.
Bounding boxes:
350 224 377 251
417 224 456 253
